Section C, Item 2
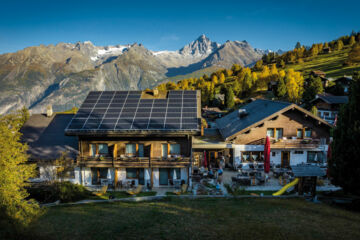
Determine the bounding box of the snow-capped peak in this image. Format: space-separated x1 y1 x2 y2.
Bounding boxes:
90 45 131 61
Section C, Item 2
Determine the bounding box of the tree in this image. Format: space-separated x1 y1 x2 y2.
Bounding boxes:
310 106 318 116
0 110 40 226
277 77 287 98
349 36 356 46
335 39 344 51
279 59 285 68
328 71 360 195
225 87 235 109
253 60 263 71
219 73 226 84
303 76 324 105
211 75 218 84
295 42 301 49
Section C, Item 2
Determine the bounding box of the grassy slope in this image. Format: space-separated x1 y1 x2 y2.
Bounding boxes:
285 46 360 79
8 198 360 240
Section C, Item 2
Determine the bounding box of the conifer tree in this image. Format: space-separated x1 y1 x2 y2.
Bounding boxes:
277 77 287 98
225 87 235 109
329 71 360 195
295 42 301 49
349 36 356 46
0 110 40 226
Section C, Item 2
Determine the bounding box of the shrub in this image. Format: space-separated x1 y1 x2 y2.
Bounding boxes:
224 183 246 196
27 182 93 203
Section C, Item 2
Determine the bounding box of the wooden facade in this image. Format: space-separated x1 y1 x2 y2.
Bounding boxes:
230 109 330 145
77 136 193 168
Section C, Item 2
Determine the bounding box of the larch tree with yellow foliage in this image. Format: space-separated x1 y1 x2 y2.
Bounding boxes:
0 110 40 226
219 73 226 84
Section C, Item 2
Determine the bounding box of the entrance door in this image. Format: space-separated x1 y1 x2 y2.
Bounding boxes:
281 151 290 168
159 168 169 185
138 169 145 185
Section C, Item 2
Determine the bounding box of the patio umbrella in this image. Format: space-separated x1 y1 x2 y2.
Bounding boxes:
203 150 208 168
264 136 271 174
173 169 177 180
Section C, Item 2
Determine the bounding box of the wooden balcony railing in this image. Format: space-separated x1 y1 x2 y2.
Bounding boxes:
77 156 192 168
270 138 324 149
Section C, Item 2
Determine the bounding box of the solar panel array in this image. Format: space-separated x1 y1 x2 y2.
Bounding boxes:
65 90 199 132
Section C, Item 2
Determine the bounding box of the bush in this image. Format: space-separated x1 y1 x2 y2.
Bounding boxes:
27 182 93 203
224 183 246 196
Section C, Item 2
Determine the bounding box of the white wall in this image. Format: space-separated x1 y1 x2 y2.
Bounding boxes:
270 150 282 165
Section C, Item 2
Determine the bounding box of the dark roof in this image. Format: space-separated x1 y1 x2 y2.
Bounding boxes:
311 94 348 104
292 165 326 177
334 76 352 83
65 90 201 136
215 99 291 139
21 114 78 160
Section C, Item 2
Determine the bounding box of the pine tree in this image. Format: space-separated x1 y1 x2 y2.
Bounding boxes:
295 42 301 49
310 106 318 116
225 87 235 109
0 110 40 226
277 77 287 98
303 76 324 105
335 39 344 51
329 71 360 195
349 36 356 46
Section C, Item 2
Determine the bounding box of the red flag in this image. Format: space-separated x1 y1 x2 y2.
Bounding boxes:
264 136 271 173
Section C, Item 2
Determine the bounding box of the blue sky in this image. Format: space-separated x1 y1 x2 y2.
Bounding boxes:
0 0 359 54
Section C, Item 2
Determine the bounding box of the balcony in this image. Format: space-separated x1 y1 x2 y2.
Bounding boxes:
77 156 192 168
270 138 324 149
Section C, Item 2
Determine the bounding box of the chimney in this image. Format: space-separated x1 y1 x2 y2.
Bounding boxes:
46 105 53 117
238 109 248 118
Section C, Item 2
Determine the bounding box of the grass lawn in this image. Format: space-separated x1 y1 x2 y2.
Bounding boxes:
285 47 360 79
90 191 157 200
5 198 360 240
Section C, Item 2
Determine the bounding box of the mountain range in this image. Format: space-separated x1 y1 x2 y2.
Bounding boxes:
0 35 267 114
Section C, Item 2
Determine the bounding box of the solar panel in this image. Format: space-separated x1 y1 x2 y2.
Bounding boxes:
66 90 200 133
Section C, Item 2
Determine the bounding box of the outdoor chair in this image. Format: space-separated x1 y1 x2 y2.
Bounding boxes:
173 184 188 195
126 185 143 195
94 185 108 197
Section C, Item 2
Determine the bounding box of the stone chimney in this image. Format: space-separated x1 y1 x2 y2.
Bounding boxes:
46 105 53 117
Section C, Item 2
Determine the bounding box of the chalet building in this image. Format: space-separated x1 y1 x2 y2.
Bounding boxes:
20 113 79 182
192 99 332 169
64 90 201 188
21 90 201 188
333 76 352 94
310 94 348 125
309 70 330 88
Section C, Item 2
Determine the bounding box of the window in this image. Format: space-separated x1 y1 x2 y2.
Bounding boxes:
98 144 109 155
275 128 283 139
126 168 138 179
272 152 276 157
126 144 136 157
297 129 303 138
266 128 274 137
62 167 75 179
170 144 180 155
162 144 168 158
138 144 144 157
294 151 304 154
305 128 312 138
90 144 96 157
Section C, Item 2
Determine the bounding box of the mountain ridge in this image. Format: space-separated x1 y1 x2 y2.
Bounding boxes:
0 35 264 114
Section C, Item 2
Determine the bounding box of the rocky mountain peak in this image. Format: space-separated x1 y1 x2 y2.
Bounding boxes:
179 34 220 56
